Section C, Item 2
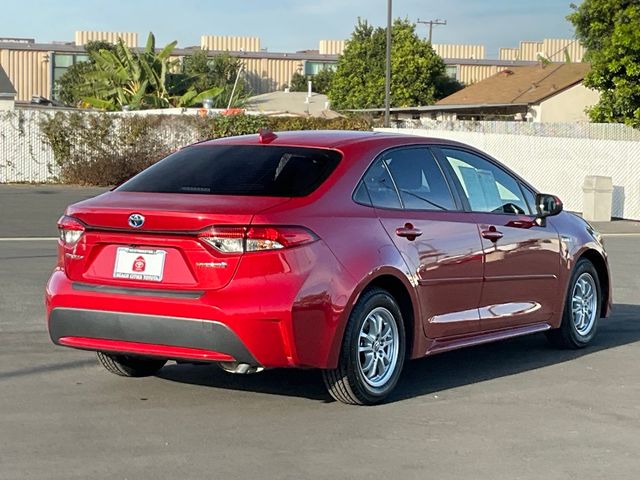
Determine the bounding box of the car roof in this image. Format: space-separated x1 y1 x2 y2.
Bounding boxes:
195 130 538 194
197 130 462 149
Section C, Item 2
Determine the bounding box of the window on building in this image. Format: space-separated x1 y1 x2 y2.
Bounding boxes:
445 65 458 80
52 53 91 100
304 62 337 76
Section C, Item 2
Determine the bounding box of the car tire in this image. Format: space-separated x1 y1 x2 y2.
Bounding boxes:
322 288 406 405
97 352 167 377
546 258 601 349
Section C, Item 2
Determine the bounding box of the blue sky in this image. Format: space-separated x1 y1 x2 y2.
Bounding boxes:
1 0 578 58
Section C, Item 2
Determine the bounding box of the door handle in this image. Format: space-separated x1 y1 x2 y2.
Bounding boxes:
396 223 422 241
481 226 504 242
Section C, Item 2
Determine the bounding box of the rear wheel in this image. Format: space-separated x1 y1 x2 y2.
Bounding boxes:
97 352 167 377
546 258 601 349
322 288 406 405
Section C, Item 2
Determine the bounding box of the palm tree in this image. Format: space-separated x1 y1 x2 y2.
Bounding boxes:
83 33 223 111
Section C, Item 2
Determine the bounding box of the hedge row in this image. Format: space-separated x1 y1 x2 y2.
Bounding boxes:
40 113 373 186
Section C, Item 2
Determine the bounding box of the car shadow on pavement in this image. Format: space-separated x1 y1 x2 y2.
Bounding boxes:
157 363 330 401
156 303 640 404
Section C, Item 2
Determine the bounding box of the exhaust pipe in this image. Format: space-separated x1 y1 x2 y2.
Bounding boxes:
218 361 264 374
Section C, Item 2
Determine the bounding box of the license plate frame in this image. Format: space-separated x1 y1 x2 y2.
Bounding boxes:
113 247 167 282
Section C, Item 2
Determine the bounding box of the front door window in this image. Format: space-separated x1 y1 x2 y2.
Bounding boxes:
440 148 530 215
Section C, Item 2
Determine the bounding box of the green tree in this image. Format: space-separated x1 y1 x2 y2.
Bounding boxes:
329 19 462 110
290 69 334 94
67 33 223 111
182 50 248 107
56 41 115 106
569 0 640 127
311 69 335 95
289 72 308 92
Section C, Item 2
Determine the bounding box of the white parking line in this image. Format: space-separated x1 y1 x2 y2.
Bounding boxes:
0 237 58 242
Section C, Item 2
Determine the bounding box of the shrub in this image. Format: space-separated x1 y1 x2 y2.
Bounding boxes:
40 112 373 186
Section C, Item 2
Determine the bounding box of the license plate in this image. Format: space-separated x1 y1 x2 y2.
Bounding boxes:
113 247 166 282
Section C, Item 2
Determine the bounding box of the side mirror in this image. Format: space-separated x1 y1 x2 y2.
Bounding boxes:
535 193 563 218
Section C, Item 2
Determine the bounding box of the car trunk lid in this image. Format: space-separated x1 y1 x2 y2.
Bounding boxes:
61 192 291 291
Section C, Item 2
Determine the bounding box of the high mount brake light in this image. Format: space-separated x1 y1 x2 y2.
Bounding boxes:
198 226 318 254
57 216 85 246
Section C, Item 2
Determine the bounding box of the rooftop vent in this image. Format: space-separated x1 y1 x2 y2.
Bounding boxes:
0 37 35 44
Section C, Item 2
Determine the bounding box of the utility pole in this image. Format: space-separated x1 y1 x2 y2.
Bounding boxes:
384 0 392 128
417 18 447 43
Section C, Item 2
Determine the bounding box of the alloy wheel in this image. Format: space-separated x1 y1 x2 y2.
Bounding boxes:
357 306 400 389
571 272 598 336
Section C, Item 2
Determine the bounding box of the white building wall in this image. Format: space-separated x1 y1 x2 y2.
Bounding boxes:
0 98 15 110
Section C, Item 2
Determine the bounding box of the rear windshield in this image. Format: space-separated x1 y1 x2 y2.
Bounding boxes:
118 145 342 197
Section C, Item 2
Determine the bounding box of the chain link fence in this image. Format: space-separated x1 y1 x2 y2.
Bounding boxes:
0 109 203 184
0 110 59 183
2 111 639 219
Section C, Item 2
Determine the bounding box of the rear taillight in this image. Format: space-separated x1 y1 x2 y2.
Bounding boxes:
198 226 318 254
57 215 85 246
198 227 246 253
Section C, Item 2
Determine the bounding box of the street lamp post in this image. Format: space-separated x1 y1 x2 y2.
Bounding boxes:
384 0 392 128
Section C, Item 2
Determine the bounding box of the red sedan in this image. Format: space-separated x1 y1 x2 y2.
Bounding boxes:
46 130 611 405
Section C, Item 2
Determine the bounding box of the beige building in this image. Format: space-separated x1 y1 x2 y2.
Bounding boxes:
432 43 485 60
528 82 599 123
0 32 342 102
499 39 586 62
427 63 597 122
201 35 261 52
74 31 138 48
0 31 586 108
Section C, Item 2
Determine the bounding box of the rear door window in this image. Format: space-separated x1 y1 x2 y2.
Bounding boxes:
360 158 402 209
382 147 457 211
118 145 341 197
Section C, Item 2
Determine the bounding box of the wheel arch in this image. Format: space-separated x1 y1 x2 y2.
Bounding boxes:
577 248 611 318
365 275 416 359
326 268 420 369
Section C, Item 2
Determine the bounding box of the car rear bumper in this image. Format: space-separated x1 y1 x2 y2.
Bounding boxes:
45 243 352 369
48 307 260 366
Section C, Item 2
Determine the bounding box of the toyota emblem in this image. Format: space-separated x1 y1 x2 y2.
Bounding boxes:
128 213 145 228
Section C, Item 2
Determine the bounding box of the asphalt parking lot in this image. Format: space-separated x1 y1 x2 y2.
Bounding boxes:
1 185 639 480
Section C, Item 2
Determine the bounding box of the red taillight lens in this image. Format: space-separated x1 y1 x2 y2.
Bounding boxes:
198 226 317 253
57 215 85 246
246 227 317 251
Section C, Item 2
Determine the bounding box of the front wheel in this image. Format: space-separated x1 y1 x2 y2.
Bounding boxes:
322 288 406 405
546 258 601 349
97 352 167 377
